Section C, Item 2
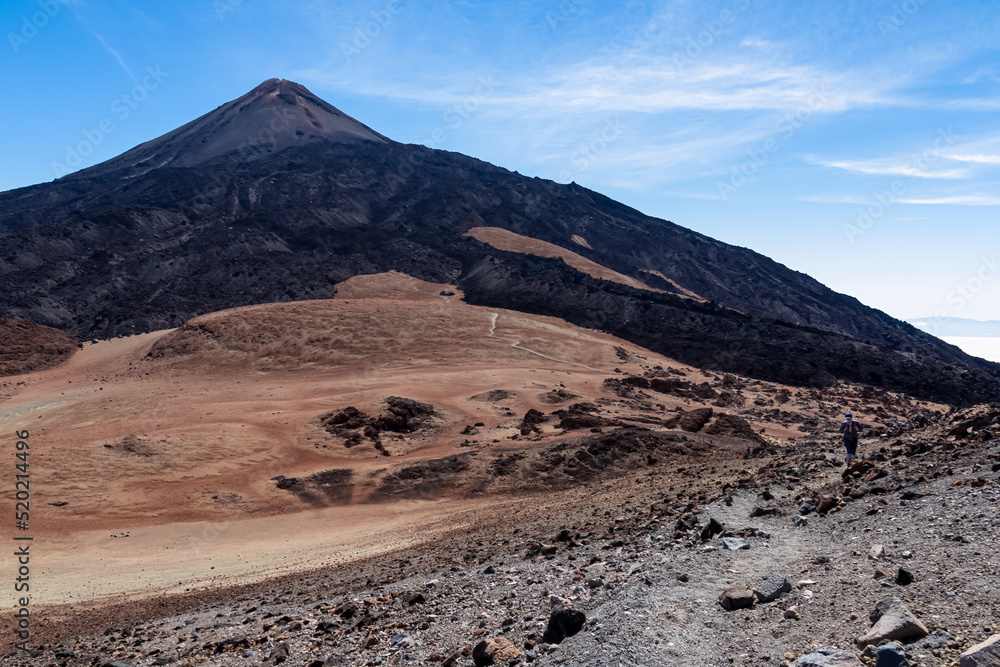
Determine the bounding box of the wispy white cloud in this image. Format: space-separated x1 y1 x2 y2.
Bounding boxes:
814 158 970 179
298 49 900 118
800 194 871 205
91 31 137 83
897 195 1000 206
803 193 1000 206
64 5 138 84
946 153 1000 165
938 133 1000 166
961 66 1000 85
942 98 1000 111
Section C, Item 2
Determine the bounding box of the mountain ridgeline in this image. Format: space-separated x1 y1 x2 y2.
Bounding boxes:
1 79 997 404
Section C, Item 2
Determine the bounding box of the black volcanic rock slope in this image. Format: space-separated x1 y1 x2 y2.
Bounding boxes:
0 80 997 404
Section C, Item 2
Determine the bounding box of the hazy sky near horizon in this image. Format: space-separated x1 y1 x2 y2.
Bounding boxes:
3 0 999 321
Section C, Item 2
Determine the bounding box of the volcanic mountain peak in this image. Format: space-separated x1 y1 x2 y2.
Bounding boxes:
90 78 388 177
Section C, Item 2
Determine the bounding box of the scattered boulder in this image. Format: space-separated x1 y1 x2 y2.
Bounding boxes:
677 408 714 432
923 629 956 650
542 608 586 644
379 396 436 432
704 412 768 444
261 642 290 666
520 408 549 434
816 494 839 513
753 573 791 603
722 537 749 550
554 403 618 430
875 642 908 667
798 498 818 515
750 506 778 518
857 599 929 647
401 591 426 605
472 637 521 666
537 389 578 404
960 633 1000 667
700 517 724 541
675 512 699 535
789 648 864 666
334 601 358 619
718 586 755 611
319 397 437 445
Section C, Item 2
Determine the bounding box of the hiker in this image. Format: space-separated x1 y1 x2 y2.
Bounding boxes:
839 411 862 464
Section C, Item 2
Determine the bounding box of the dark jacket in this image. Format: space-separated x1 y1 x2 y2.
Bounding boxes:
840 420 862 440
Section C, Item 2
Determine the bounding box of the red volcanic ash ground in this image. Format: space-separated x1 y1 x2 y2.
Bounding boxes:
4 273 993 667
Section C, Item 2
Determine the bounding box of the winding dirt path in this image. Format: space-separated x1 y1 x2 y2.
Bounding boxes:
487 312 598 370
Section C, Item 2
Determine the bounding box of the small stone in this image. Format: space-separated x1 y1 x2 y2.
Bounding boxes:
901 550 912 559
923 628 955 650
479 564 496 575
722 537 750 550
895 568 914 586
784 606 801 620
789 647 864 666
753 573 792 603
794 515 808 527
364 635 380 649
676 572 690 583
869 544 885 560
875 642 908 667
816 495 839 513
718 586 755 611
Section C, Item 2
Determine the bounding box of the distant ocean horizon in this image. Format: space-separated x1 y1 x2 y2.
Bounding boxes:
941 336 1000 363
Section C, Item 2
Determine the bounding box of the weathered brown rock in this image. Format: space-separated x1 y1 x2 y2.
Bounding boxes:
718 586 755 611
856 599 928 647
679 408 714 432
816 494 839 513
472 637 521 666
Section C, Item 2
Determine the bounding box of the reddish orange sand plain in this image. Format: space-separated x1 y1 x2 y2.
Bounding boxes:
1 273 721 607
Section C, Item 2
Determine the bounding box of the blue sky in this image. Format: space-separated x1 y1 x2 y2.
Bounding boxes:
3 0 999 323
